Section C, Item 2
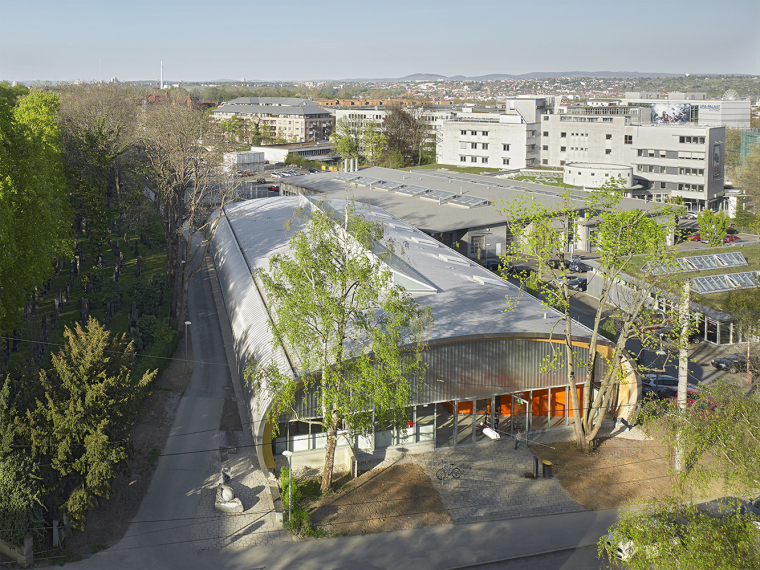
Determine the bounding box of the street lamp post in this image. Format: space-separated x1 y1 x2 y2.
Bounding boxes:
282 450 293 525
184 321 191 373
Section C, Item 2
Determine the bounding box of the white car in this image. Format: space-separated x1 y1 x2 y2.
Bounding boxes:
270 172 282 179
685 211 698 219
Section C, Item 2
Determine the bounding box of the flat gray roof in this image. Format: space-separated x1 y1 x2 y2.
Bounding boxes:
280 167 661 233
223 195 595 344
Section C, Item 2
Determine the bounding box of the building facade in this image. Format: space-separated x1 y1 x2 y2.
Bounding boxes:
212 97 335 143
541 107 725 211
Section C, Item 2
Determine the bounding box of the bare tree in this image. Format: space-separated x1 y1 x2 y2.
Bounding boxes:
140 103 238 334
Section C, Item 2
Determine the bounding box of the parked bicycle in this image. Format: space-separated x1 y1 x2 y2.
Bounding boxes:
436 463 461 480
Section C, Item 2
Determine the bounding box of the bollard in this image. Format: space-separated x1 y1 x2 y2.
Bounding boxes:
542 460 552 478
533 456 539 478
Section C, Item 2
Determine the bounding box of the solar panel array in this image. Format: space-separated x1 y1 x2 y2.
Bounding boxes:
375 181 404 191
692 270 760 294
647 252 748 275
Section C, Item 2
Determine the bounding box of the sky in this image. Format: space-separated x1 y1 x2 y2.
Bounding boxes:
1 0 759 83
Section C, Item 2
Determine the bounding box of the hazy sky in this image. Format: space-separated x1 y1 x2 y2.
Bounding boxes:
2 0 758 82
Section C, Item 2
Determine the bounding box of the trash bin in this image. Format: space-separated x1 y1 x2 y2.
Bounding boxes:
542 460 552 478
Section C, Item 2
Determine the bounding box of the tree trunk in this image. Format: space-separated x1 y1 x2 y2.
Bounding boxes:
321 410 339 494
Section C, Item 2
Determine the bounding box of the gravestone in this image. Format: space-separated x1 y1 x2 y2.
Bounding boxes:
135 255 142 278
80 298 89 324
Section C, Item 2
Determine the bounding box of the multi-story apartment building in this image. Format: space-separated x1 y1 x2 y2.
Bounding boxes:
212 97 334 143
541 105 725 211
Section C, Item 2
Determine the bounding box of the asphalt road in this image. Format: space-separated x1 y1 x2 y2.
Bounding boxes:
71 248 231 569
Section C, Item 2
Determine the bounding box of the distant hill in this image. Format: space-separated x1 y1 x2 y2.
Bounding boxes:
338 71 685 82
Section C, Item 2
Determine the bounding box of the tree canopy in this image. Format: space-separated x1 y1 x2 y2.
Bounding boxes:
246 200 432 492
0 90 73 328
697 209 730 247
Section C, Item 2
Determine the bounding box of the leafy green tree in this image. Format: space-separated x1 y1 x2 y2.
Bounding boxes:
0 90 73 328
26 318 156 529
724 127 741 181
246 200 432 493
361 120 387 165
383 106 432 166
601 381 760 569
330 117 362 161
723 285 760 384
697 209 730 247
498 178 677 451
738 144 760 213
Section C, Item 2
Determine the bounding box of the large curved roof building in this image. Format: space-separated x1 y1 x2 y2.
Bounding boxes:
208 195 638 473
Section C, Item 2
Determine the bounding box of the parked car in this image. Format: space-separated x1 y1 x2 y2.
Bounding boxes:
546 258 571 269
568 261 592 273
689 233 702 241
308 167 320 173
642 373 698 389
726 227 739 235
551 274 577 288
256 177 266 184
685 211 699 219
270 172 282 179
482 259 507 273
711 353 747 374
566 277 588 291
634 309 669 333
723 234 741 243
506 265 533 277
268 185 279 192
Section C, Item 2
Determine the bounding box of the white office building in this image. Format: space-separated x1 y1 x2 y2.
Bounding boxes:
540 106 725 211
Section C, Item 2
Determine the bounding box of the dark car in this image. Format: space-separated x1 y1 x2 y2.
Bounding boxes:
506 265 533 277
568 261 592 273
268 185 280 192
256 177 266 184
546 258 571 269
483 259 507 273
642 373 698 389
711 353 747 374
308 167 320 173
566 277 587 291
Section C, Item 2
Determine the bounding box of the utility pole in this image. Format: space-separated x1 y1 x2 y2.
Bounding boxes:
675 279 691 473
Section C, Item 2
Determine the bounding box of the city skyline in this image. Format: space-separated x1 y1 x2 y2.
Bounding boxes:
1 0 759 83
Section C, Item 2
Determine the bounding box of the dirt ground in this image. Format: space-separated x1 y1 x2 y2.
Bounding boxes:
306 464 452 536
531 437 673 511
58 333 194 559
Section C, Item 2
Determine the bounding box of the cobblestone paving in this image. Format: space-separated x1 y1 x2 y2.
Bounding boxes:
190 429 291 551
375 434 587 524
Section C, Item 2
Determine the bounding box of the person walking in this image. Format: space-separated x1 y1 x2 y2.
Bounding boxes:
514 430 523 449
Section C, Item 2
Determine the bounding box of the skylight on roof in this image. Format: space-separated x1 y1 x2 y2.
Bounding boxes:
420 189 456 203
450 195 490 208
395 186 429 197
646 252 748 275
692 270 760 294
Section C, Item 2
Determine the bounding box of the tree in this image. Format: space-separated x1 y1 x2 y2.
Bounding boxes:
697 209 730 247
600 381 760 569
361 120 387 166
246 200 432 493
0 90 73 328
330 116 362 161
724 127 741 181
140 103 237 333
383 106 432 166
723 285 760 385
737 144 760 213
57 83 142 251
498 179 678 451
25 318 156 529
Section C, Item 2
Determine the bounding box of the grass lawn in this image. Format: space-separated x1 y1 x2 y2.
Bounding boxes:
405 163 502 175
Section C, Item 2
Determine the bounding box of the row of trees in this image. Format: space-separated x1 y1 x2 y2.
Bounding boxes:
330 106 435 168
0 81 239 541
